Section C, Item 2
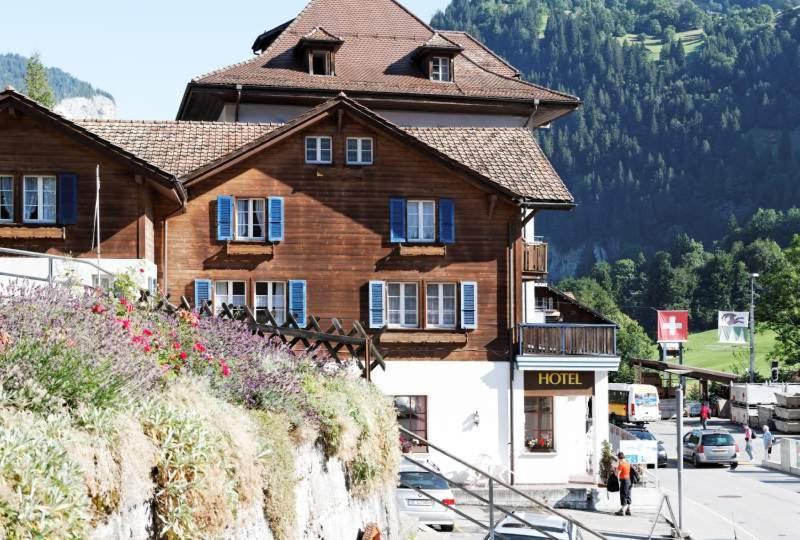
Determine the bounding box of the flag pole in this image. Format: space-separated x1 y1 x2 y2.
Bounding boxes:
95 165 101 285
749 273 759 382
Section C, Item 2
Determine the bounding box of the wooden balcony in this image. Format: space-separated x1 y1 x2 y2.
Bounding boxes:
523 242 548 275
519 323 617 357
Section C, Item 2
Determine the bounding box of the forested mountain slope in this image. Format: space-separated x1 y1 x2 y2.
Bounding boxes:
0 53 112 102
433 0 800 276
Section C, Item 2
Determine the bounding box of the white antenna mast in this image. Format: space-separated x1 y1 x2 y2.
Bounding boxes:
91 165 101 286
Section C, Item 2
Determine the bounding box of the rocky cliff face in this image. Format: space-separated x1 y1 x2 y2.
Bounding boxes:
54 95 117 119
88 441 399 540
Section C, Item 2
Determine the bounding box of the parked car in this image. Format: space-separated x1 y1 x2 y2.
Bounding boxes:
482 512 569 539
395 461 455 532
625 425 668 468
683 430 739 468
684 401 702 417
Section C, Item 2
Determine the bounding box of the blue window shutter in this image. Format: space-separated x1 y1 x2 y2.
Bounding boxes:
368 281 386 329
57 173 78 225
194 279 212 311
268 196 285 242
216 195 234 241
389 198 406 243
461 281 478 330
439 198 455 244
288 280 307 327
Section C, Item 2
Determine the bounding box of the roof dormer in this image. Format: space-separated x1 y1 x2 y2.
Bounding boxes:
414 33 463 83
298 27 344 76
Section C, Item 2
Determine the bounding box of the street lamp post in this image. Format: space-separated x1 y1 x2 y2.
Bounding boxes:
749 273 759 383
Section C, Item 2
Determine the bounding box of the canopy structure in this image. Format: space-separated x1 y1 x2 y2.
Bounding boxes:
633 358 738 383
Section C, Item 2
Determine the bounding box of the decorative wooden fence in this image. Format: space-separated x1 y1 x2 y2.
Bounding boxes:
140 291 386 378
519 323 617 357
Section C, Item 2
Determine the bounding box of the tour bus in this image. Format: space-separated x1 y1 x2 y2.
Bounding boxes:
608 383 661 424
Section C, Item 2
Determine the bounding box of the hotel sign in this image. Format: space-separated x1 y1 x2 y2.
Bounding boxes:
524 371 595 395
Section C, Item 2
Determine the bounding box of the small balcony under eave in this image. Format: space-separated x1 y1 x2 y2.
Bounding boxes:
522 239 548 277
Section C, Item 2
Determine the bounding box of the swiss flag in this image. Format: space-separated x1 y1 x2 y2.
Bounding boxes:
657 310 689 343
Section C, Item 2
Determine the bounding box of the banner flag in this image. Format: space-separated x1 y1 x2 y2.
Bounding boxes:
657 310 689 343
718 311 749 345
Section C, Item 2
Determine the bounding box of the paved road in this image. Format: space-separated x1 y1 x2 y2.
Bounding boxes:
414 418 800 540
640 419 800 540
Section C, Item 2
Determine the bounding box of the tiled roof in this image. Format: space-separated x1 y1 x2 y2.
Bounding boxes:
405 127 573 203
75 120 280 179
73 118 570 202
193 0 578 105
421 33 462 50
301 26 343 43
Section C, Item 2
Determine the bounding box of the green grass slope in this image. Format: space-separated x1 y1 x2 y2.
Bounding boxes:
682 327 777 375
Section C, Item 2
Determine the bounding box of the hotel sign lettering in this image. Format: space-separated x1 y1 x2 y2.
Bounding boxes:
524 371 595 394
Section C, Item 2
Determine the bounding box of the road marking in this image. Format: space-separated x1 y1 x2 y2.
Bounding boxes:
662 487 761 540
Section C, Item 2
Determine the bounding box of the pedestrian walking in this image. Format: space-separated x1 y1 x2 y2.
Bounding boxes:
614 452 633 516
700 402 711 430
762 425 776 463
743 425 754 461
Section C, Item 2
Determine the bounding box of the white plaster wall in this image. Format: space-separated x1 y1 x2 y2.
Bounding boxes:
591 371 610 483
230 103 530 128
0 257 156 290
371 360 512 482
522 281 545 324
512 369 590 485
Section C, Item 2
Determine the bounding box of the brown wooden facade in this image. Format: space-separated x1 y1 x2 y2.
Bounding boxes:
158 111 526 361
0 108 176 260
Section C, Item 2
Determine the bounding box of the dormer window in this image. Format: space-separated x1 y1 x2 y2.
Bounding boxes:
431 57 452 82
310 50 333 76
298 27 343 77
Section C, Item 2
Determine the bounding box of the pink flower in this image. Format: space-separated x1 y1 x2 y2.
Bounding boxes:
194 343 206 353
116 318 132 331
139 268 145 273
172 342 181 350
142 329 153 337
179 351 188 360
91 303 106 314
144 345 152 353
220 360 231 377
132 335 144 344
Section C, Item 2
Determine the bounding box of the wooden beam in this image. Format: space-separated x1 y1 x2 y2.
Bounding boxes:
487 194 498 218
337 108 344 133
0 226 64 239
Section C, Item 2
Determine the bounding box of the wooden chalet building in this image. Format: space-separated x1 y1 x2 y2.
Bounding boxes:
0 0 619 485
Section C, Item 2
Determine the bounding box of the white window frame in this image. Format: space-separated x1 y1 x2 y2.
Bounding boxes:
235 197 266 241
0 175 13 222
431 56 451 82
407 200 436 243
23 175 57 224
426 282 457 329
387 282 418 329
305 136 333 164
309 50 333 76
346 137 373 165
255 281 286 325
214 280 247 314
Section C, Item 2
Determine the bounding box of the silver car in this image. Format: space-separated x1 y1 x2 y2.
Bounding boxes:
683 430 739 467
395 462 455 532
483 512 569 539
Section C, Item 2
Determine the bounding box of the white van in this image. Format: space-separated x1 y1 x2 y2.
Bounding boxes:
609 383 660 424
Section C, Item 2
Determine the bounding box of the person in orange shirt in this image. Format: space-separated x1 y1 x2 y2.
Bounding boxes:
615 452 633 516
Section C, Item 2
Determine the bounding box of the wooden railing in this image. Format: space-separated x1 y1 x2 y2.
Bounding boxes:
523 242 548 275
140 291 387 378
519 323 617 357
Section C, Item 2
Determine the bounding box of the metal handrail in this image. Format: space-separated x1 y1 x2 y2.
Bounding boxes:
0 247 113 284
399 426 607 539
403 455 563 540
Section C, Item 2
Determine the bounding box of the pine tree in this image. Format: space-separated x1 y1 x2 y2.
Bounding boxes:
24 53 55 109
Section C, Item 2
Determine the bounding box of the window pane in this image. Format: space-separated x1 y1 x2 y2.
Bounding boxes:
216 281 228 296
524 396 554 452
362 139 373 163
24 178 38 221
347 149 359 163
422 202 435 241
320 137 331 151
427 284 440 325
0 177 11 220
252 199 265 238
232 282 245 295
407 203 419 240
237 199 249 237
403 284 417 326
320 147 331 163
306 138 317 162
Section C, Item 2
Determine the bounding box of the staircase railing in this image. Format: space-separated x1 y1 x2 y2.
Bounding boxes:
0 247 113 285
399 426 607 540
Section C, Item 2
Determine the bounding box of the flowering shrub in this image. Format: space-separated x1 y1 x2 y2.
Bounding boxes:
0 280 399 539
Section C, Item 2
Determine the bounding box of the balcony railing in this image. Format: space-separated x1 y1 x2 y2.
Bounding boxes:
523 241 548 275
519 323 617 357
